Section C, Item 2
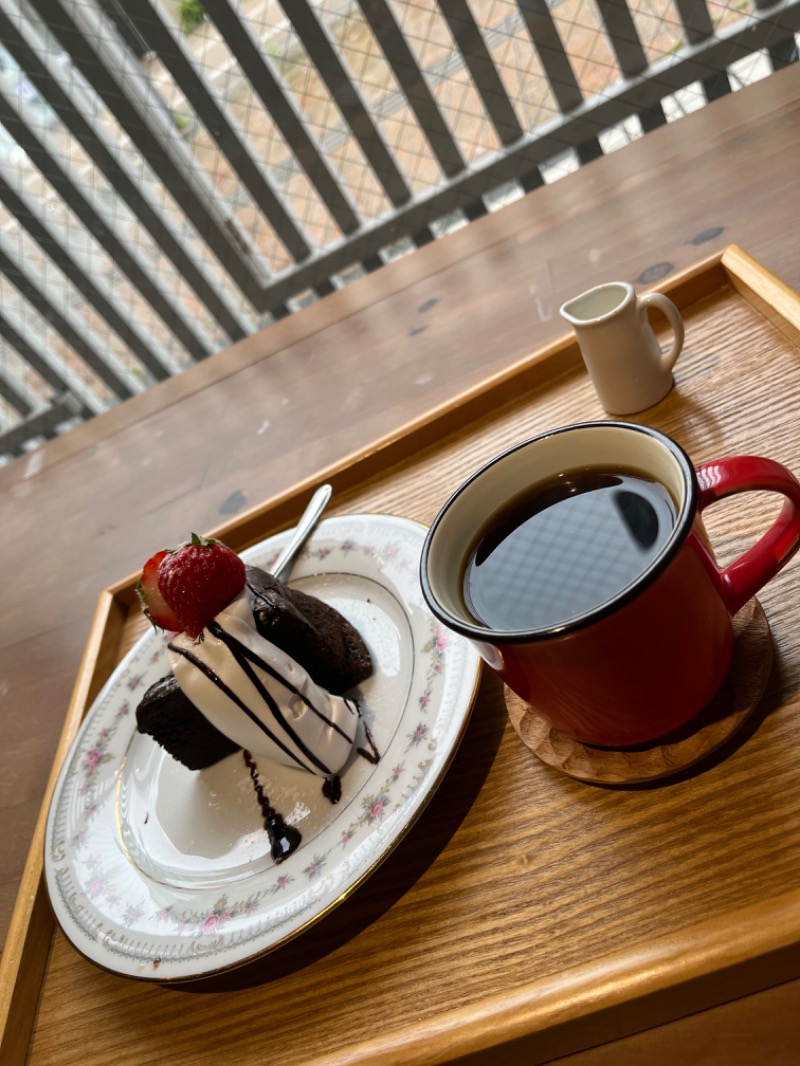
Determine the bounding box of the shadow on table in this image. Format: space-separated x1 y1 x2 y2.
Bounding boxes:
177 668 506 993
601 632 789 792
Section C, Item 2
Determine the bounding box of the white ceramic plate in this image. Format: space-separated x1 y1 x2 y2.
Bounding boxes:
44 514 482 981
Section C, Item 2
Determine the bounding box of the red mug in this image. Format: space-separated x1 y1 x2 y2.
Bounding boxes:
420 422 800 747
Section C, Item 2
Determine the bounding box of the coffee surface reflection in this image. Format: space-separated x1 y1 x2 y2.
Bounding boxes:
462 466 677 631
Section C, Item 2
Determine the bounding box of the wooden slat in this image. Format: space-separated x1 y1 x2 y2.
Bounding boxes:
0 230 135 402
0 589 127 1066
24 0 269 304
283 0 412 208
672 0 732 100
0 393 81 457
593 0 668 132
0 4 244 349
437 0 525 146
0 167 173 384
357 0 467 179
125 0 312 264
516 0 604 165
203 0 360 236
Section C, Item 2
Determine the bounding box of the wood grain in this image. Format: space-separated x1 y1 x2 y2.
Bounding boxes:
4 248 800 1066
1 67 800 1065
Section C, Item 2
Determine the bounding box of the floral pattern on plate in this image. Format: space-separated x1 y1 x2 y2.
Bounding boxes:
45 514 481 981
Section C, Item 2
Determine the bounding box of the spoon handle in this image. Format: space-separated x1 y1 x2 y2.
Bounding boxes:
271 484 332 584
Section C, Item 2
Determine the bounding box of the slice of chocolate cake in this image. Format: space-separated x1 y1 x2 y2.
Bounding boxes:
245 565 372 693
136 674 240 770
136 566 373 770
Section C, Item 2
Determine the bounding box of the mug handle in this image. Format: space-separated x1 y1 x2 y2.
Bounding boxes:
638 292 685 372
696 456 800 615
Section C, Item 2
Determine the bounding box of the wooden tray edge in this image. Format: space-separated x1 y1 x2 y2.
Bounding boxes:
306 887 800 1066
4 244 799 1065
0 589 127 1066
109 249 735 589
722 245 800 345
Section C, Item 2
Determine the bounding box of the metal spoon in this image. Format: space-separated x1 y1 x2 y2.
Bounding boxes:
271 483 332 584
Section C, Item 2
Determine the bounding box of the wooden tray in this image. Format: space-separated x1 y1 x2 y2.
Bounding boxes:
4 246 800 1066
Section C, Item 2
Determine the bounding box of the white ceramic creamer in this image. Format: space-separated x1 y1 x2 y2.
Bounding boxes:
560 281 685 415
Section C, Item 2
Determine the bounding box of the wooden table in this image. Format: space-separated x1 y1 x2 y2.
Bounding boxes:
2 64 799 1063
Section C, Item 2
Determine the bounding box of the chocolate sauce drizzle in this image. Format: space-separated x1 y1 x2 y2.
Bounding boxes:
169 618 384 860
242 698 382 867
209 620 355 744
169 620 358 777
357 711 381 766
243 749 302 863
322 774 342 804
321 704 379 805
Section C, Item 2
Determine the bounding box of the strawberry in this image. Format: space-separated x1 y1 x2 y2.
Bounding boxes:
156 533 246 638
136 549 184 632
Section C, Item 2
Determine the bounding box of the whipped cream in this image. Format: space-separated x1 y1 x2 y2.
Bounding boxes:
168 591 359 777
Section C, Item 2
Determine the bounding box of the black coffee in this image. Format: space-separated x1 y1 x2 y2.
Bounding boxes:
462 466 677 631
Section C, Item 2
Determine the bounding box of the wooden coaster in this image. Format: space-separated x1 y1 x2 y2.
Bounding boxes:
505 598 772 785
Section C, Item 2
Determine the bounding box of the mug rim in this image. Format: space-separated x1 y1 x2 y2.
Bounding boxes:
419 421 698 644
